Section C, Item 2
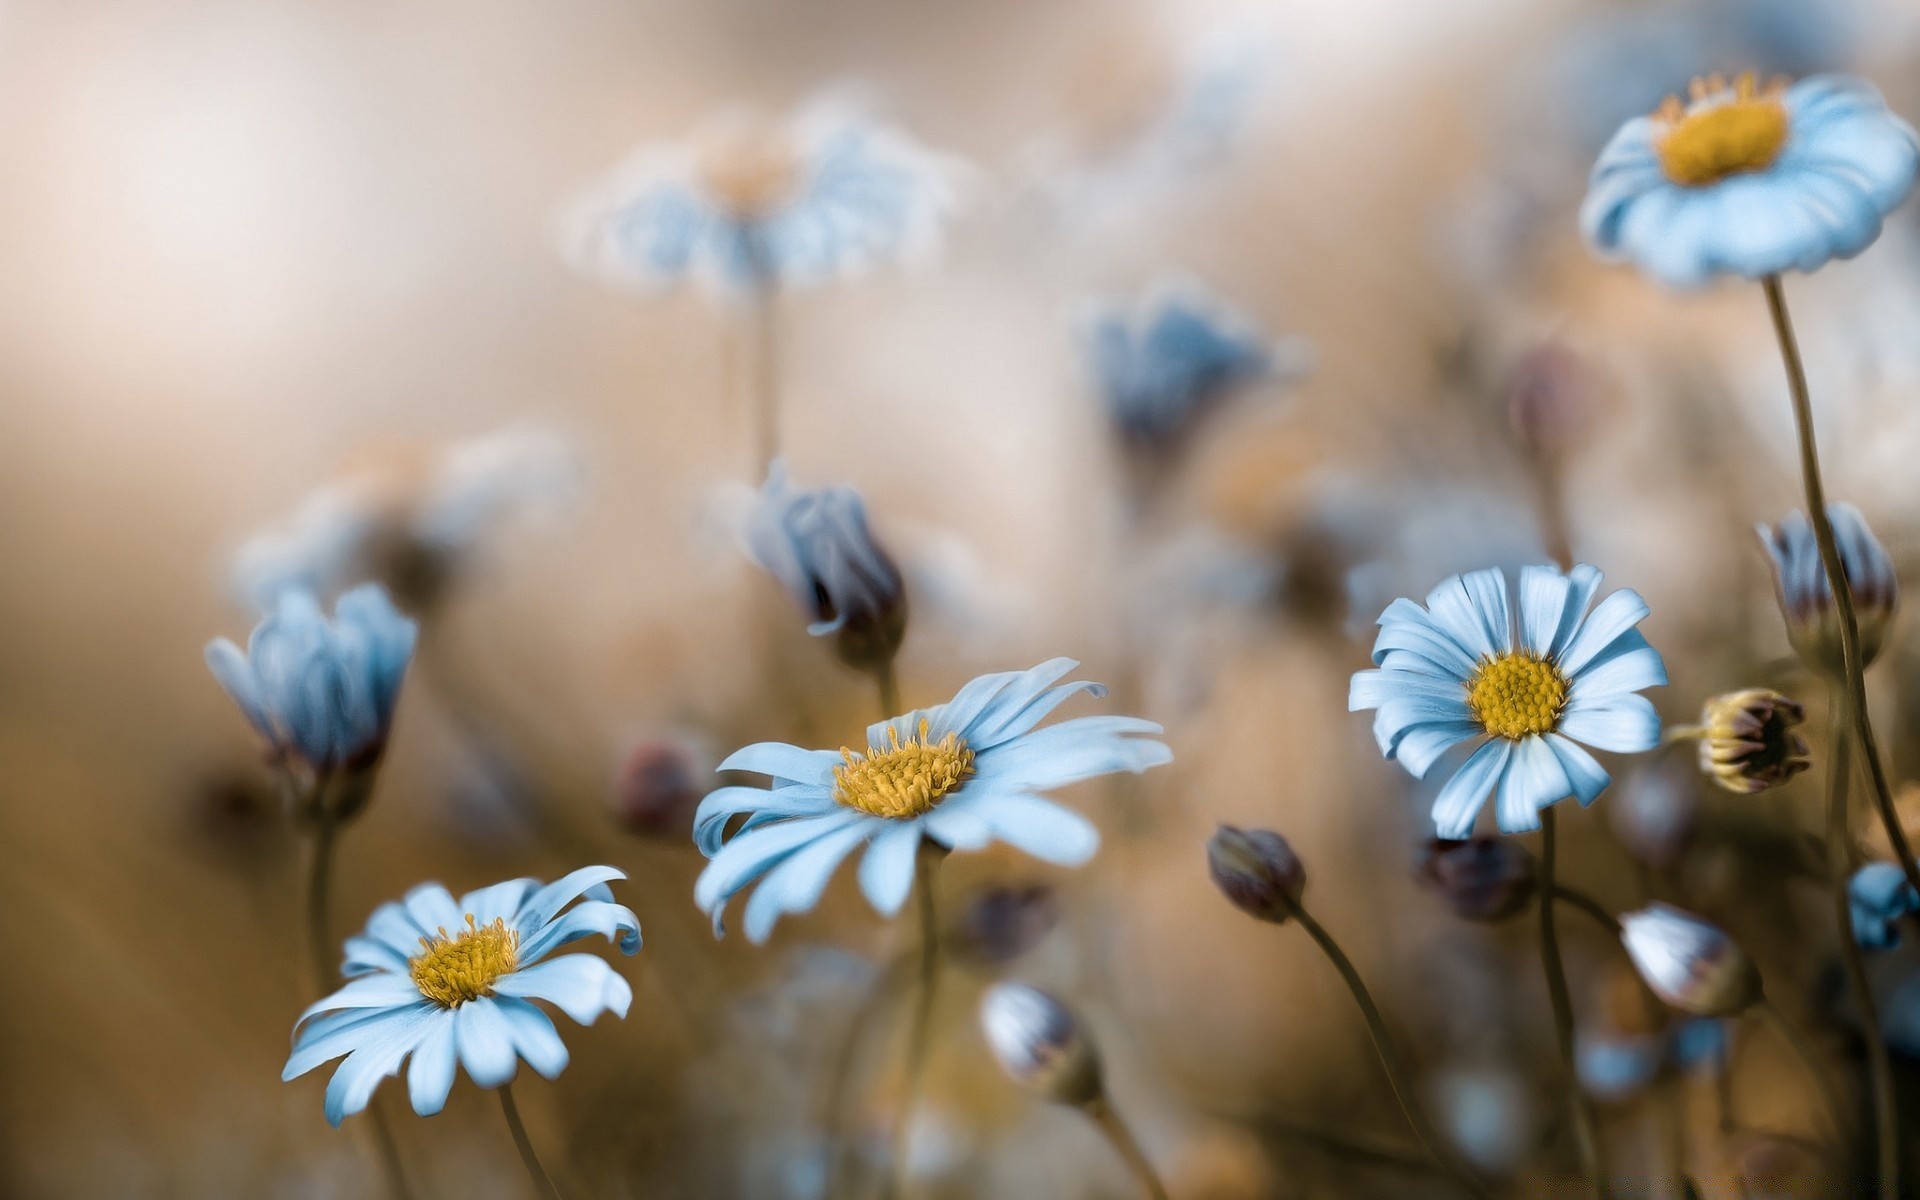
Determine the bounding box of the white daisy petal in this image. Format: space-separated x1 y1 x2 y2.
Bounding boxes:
1431 740 1513 839
405 1013 459 1118
454 997 520 1089
1562 695 1662 753
1496 737 1573 834
857 820 924 916
1518 565 1572 656
495 996 570 1080
974 792 1100 866
716 741 842 785
1558 588 1651 677
323 1005 437 1127
1546 734 1611 807
494 955 634 1025
741 820 876 944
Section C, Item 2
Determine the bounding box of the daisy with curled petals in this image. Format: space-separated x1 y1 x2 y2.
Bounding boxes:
694 657 1171 943
1349 564 1666 838
284 867 639 1190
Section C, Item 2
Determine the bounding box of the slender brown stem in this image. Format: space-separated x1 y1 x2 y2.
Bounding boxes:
1752 999 1849 1148
881 850 945 1200
1824 686 1896 1197
746 284 780 478
1540 808 1608 1199
500 1082 563 1200
876 658 901 721
1085 1097 1171 1200
1763 274 1920 905
1291 904 1493 1199
1550 884 1622 937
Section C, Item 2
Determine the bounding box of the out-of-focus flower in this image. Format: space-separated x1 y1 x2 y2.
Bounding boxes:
612 733 709 839
947 883 1059 966
1207 825 1306 924
1620 902 1761 1016
694 659 1170 942
1079 279 1305 464
1850 862 1919 949
1758 505 1898 676
232 426 583 611
563 97 965 300
1350 564 1666 838
1609 761 1699 869
1691 688 1811 793
979 982 1101 1106
1418 838 1537 922
283 867 640 1126
1508 341 1604 463
744 462 907 673
1431 1065 1533 1175
1582 73 1919 287
206 584 416 809
1577 1027 1663 1101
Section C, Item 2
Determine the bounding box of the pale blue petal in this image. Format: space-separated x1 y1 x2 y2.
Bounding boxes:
717 741 842 786
857 820 923 917
1569 643 1667 699
1431 740 1512 839
1557 588 1650 677
1518 566 1572 656
973 792 1100 866
205 639 275 745
296 974 425 1027
405 1012 458 1117
1459 567 1515 655
514 866 628 939
693 810 863 928
402 884 463 940
1550 565 1603 659
342 936 409 978
495 996 570 1080
454 997 519 1089
1394 722 1482 779
692 784 838 856
493 955 634 1025
1546 734 1611 806
459 879 537 927
517 900 642 964
1371 599 1478 677
286 1006 419 1082
1496 736 1573 834
921 793 994 850
1561 695 1662 753
1425 574 1499 661
741 819 875 943
970 715 1170 789
322 1004 437 1127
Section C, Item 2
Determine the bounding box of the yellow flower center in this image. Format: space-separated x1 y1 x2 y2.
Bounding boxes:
833 720 976 820
1655 73 1790 187
409 915 520 1008
1467 652 1569 740
696 121 801 219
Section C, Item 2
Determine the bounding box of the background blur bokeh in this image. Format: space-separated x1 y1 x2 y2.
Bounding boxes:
8 0 1920 1196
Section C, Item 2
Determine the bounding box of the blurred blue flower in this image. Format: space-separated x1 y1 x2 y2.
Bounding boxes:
1850 862 1919 950
284 867 640 1126
565 98 964 299
1758 504 1899 674
745 461 905 668
1350 564 1665 838
205 584 417 777
1081 280 1302 457
694 658 1171 942
1583 73 1919 288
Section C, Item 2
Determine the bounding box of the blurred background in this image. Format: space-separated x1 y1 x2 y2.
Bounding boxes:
7 0 1920 1195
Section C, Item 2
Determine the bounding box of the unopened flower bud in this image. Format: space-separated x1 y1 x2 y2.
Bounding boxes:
1758 505 1898 677
947 884 1059 966
1849 862 1920 951
1207 825 1306 923
1508 340 1600 462
980 982 1102 1106
745 461 907 673
1609 761 1698 869
1418 838 1536 922
613 735 706 839
1620 903 1761 1017
1694 689 1811 795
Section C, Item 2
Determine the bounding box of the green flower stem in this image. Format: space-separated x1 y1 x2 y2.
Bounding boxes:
1823 686 1897 1198
499 1082 564 1200
1751 998 1849 1148
1540 808 1608 1199
1763 274 1920 903
1085 1096 1171 1200
882 847 946 1200
1290 902 1494 1199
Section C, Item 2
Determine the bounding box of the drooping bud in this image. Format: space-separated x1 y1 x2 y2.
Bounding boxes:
1207 825 1306 924
1694 689 1811 795
743 461 907 673
1758 505 1898 677
979 982 1103 1106
1619 903 1762 1017
612 734 707 839
1848 862 1920 951
1418 838 1536 922
947 884 1059 966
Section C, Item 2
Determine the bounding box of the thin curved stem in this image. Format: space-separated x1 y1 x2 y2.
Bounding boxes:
1086 1097 1171 1200
1824 686 1896 1197
876 659 901 722
1540 808 1608 1199
1752 999 1849 1148
1764 275 1920 906
1291 904 1493 1199
1550 884 1622 938
881 850 944 1200
500 1082 564 1200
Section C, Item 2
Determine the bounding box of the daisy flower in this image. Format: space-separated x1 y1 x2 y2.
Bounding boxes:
1349 564 1666 838
1582 72 1919 287
693 658 1171 942
563 96 965 300
283 867 640 1126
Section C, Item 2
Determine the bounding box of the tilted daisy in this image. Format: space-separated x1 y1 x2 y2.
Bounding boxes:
563 97 965 300
284 867 640 1126
1582 72 1919 287
1349 564 1666 838
694 658 1171 942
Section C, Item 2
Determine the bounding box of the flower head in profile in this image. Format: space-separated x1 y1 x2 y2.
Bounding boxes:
1850 862 1919 950
1583 72 1919 287
284 867 640 1126
1691 688 1811 794
1620 903 1761 1016
744 461 907 672
1350 564 1666 838
693 658 1171 942
1079 279 1305 461
980 981 1102 1106
563 96 965 300
1758 504 1898 676
206 584 417 807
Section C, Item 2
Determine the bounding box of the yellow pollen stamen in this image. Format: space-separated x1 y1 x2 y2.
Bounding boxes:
409 914 520 1008
1655 71 1791 187
833 719 975 820
1467 652 1570 741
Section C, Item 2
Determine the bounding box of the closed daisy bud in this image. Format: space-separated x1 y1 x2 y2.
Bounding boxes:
1508 340 1601 463
980 982 1103 1106
1417 838 1536 922
948 884 1059 966
1207 825 1306 924
1694 689 1811 795
612 735 706 839
1620 903 1761 1017
1758 505 1898 677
